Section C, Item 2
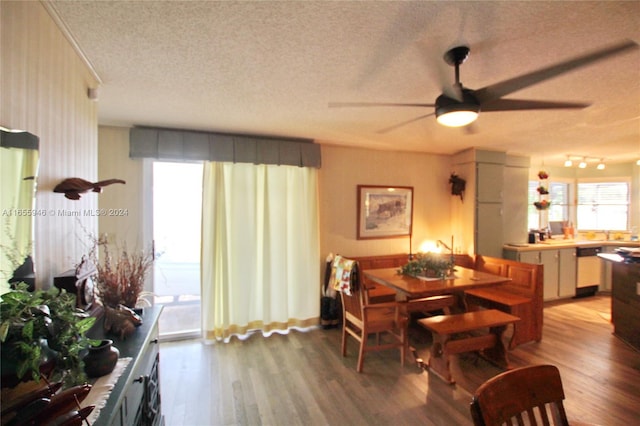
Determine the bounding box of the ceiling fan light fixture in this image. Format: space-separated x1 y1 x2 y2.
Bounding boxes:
435 93 480 127
436 109 479 127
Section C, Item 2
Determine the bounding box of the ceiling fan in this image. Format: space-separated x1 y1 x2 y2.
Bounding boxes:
329 40 638 132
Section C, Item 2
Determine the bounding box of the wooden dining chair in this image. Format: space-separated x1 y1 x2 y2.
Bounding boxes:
337 260 407 373
470 364 569 426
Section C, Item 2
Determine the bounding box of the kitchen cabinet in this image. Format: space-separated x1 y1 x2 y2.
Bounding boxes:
503 247 576 301
558 248 577 298
476 163 503 202
453 149 529 258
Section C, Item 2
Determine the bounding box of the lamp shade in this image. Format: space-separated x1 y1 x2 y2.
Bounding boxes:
435 92 480 127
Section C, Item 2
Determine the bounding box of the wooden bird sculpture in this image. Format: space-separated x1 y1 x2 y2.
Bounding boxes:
53 178 126 200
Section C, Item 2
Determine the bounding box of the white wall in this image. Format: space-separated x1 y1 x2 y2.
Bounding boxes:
1 1 100 287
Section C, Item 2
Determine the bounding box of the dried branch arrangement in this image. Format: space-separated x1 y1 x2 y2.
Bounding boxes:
88 235 154 308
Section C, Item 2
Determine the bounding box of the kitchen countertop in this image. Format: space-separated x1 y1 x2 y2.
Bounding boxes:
504 239 640 251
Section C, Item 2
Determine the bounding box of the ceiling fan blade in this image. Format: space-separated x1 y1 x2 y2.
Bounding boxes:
474 40 638 103
329 102 435 108
377 112 435 134
481 98 590 112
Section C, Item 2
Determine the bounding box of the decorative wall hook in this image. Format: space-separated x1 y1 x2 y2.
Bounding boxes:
53 178 125 200
449 173 466 201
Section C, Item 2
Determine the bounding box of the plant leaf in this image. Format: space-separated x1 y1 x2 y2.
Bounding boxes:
22 320 34 340
0 321 9 342
76 317 96 334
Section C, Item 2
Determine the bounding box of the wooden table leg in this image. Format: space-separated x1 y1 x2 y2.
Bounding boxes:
427 333 455 384
481 325 510 368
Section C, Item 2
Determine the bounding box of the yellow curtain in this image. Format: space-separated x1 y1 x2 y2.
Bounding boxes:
201 162 320 341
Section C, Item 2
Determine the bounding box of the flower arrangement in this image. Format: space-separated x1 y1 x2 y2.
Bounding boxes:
88 235 154 309
398 252 454 278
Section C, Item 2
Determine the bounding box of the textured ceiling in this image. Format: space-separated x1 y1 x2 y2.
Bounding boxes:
48 1 640 166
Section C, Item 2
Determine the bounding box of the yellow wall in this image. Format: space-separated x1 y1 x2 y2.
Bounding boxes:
318 145 457 258
97 126 146 251
1 1 100 287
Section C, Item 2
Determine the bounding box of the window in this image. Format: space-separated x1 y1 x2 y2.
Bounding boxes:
527 180 570 230
152 161 203 339
577 180 629 230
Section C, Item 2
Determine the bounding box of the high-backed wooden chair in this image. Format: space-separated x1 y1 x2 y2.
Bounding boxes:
336 259 407 373
470 364 569 426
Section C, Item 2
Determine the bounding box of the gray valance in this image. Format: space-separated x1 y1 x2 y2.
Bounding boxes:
1 129 39 150
129 127 321 168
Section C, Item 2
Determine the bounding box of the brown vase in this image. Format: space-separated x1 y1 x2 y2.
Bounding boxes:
83 339 119 378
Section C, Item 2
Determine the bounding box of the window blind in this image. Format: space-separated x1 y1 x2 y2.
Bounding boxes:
577 181 629 230
129 127 321 168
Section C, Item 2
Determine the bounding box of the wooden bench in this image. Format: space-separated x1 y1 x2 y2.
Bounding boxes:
461 255 543 349
418 309 520 384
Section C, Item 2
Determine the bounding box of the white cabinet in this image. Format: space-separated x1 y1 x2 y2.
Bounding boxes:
477 163 503 202
476 203 503 259
558 248 577 298
453 149 529 258
540 250 559 301
503 247 576 301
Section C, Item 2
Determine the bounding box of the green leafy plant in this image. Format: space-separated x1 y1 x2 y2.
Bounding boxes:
398 253 454 278
0 283 99 387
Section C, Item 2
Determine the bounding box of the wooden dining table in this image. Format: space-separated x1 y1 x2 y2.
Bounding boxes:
363 266 512 303
363 266 513 371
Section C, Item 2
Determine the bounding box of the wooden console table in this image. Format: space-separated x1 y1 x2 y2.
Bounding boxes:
87 305 163 426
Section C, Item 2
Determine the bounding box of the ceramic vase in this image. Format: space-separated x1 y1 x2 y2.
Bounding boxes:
84 339 119 378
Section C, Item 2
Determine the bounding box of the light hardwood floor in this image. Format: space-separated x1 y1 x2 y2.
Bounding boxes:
159 295 640 425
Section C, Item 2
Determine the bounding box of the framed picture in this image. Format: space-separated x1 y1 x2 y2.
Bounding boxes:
357 185 413 240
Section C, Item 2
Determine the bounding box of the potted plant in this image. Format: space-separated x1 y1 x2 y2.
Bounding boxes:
398 253 454 279
88 235 154 337
0 283 99 389
534 200 551 210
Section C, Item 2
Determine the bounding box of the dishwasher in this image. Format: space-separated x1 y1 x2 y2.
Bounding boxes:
575 246 602 297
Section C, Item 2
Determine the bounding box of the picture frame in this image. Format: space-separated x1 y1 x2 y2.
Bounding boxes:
357 185 413 240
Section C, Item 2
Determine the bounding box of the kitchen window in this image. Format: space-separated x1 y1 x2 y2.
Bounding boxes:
576 179 629 231
528 180 571 230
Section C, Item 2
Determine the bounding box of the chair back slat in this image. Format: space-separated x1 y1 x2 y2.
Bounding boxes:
470 365 570 426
